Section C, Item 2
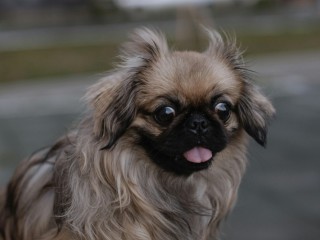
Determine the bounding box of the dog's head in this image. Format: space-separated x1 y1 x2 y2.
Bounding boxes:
86 28 275 175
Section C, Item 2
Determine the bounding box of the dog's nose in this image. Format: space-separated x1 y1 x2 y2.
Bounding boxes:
186 114 209 134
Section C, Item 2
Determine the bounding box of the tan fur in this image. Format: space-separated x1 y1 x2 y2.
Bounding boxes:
0 28 275 240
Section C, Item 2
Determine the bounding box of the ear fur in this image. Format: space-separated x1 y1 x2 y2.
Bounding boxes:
204 28 275 146
89 75 138 150
204 28 246 76
120 27 168 69
237 82 275 146
86 28 168 149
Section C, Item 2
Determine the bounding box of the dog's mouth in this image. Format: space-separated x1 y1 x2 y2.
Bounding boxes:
139 134 221 175
142 141 215 175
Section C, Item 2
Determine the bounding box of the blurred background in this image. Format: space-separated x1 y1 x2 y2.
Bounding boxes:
0 0 320 239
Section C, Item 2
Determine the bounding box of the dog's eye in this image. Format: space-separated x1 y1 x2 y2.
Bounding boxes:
154 106 176 125
214 102 231 122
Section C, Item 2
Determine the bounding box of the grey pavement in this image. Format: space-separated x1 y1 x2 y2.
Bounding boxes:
0 51 320 239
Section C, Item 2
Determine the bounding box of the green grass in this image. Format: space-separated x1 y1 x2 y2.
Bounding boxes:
238 29 320 55
1 29 320 83
0 44 119 83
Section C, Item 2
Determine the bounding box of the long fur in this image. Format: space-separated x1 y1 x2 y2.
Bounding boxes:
0 28 275 240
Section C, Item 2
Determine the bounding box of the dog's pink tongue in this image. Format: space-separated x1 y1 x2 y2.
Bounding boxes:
183 147 212 163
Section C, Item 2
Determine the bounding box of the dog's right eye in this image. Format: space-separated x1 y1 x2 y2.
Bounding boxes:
154 106 176 125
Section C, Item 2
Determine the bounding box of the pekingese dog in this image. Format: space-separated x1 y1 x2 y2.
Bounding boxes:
0 28 275 240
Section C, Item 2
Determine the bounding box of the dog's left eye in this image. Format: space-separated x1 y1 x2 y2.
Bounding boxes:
214 102 231 122
154 106 176 125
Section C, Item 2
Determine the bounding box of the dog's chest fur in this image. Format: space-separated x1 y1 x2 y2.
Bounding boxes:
49 135 246 240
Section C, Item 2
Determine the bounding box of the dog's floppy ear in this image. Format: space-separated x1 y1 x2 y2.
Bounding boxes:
86 28 168 149
204 28 275 146
86 74 138 150
237 82 275 146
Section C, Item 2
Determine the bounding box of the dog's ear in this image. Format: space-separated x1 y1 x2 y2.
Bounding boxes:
86 28 168 149
204 28 275 146
120 27 168 68
86 74 137 150
237 82 275 146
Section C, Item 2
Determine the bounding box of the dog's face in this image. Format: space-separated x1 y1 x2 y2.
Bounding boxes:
87 28 275 175
133 51 243 175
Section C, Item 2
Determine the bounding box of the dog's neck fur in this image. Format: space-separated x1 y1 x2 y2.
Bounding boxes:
0 119 247 240
51 126 248 240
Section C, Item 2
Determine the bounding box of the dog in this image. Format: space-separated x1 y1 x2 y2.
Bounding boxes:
0 28 275 240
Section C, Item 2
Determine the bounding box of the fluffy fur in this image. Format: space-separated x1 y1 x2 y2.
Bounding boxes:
0 28 275 240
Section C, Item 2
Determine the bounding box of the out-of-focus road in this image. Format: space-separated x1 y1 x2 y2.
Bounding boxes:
0 51 320 240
